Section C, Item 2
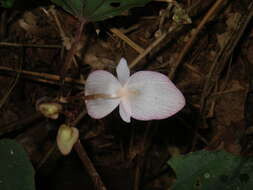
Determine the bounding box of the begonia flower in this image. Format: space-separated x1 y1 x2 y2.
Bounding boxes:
85 58 185 123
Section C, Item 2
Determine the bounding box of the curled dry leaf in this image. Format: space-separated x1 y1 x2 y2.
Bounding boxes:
56 124 79 155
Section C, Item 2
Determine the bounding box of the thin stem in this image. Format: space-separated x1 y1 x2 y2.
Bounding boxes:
0 42 61 48
74 140 107 190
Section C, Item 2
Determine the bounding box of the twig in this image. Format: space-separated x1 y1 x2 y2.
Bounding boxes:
44 7 80 69
133 158 141 190
190 1 253 151
133 124 152 190
60 19 86 77
0 73 20 109
129 32 168 69
0 42 62 48
0 66 85 88
74 140 107 190
128 126 136 160
200 1 253 112
110 28 144 54
0 59 22 109
129 0 217 70
72 110 87 126
0 113 42 137
168 0 226 79
48 7 68 44
203 71 246 99
37 143 57 169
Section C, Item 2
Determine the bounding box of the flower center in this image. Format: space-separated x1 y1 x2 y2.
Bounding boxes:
117 87 140 98
85 88 140 100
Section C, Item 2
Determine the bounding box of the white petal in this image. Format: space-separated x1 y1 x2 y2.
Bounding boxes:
85 70 121 119
119 98 132 123
125 71 185 121
116 58 130 85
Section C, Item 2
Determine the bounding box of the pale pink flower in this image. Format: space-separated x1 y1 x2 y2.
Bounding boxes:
85 58 185 123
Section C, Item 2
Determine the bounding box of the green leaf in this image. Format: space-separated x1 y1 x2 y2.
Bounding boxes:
168 150 253 190
1 0 15 8
0 139 35 190
51 0 151 21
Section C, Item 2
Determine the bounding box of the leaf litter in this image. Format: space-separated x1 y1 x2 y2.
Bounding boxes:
1 0 253 189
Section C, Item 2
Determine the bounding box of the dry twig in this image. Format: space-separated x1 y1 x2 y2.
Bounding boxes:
129 32 169 69
0 66 85 88
168 0 227 79
110 28 144 54
74 140 107 190
200 1 253 112
0 42 61 48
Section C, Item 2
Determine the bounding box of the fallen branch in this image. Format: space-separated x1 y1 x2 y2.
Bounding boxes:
0 66 85 89
110 28 144 54
0 42 62 48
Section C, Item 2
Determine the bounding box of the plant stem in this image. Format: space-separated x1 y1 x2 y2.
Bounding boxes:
74 140 108 190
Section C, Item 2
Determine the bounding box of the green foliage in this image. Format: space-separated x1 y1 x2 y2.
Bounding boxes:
1 0 15 8
51 0 151 21
1 0 51 9
0 139 35 190
168 150 253 190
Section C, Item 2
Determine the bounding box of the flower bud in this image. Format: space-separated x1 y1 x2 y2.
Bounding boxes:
37 102 62 119
56 124 79 155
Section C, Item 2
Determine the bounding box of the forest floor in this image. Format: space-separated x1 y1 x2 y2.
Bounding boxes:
1 0 253 189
